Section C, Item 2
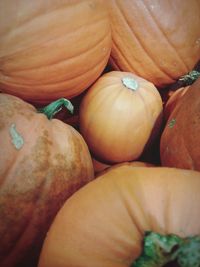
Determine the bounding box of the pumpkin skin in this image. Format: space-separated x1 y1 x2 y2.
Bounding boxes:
38 164 200 267
164 86 189 121
0 0 111 104
107 0 200 88
92 158 154 174
79 71 163 163
160 78 200 171
0 93 94 267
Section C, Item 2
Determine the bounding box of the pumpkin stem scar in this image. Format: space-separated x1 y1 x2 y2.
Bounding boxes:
168 118 176 128
9 123 24 150
122 77 139 91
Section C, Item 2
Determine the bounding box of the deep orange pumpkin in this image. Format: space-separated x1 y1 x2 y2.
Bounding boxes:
0 93 94 267
160 78 200 171
38 164 200 267
0 0 111 104
79 71 163 163
107 0 200 88
164 85 189 121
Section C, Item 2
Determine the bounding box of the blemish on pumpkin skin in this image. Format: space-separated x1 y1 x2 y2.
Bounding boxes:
168 118 176 128
9 123 24 150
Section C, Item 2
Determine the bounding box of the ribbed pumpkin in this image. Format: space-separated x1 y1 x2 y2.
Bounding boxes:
0 0 111 104
38 164 200 267
164 85 189 121
0 93 94 267
160 78 200 171
79 71 163 163
107 0 200 88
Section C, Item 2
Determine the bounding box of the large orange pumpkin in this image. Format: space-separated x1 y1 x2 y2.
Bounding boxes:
0 0 111 104
107 0 200 88
38 164 200 267
79 71 163 163
0 93 94 267
160 78 200 171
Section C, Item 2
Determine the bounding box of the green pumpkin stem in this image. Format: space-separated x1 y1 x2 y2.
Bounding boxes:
179 70 200 86
131 231 200 267
37 98 74 120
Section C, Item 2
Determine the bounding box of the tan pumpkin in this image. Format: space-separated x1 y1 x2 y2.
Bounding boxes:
160 78 200 171
0 0 111 104
79 71 163 163
38 164 200 267
0 93 94 267
107 0 200 88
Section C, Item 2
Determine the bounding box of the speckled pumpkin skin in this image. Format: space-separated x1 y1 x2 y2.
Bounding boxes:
0 93 94 267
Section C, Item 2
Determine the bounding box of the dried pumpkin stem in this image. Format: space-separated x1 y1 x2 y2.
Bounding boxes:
37 98 74 120
131 231 200 267
179 70 200 86
122 77 139 91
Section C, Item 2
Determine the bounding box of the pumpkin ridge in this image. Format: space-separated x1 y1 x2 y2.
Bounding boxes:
111 39 139 74
141 0 189 71
0 26 111 74
112 1 175 81
0 14 110 60
0 2 84 37
117 183 147 236
0 45 110 90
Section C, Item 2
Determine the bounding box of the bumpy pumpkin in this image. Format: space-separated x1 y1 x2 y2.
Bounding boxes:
0 93 94 267
160 78 200 171
38 164 200 267
79 71 163 163
0 0 111 104
107 0 200 88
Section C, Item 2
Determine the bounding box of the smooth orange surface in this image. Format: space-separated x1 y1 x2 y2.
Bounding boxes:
38 164 200 267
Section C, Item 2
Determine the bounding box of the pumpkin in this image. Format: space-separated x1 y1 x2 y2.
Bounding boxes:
38 164 200 267
164 85 189 121
160 78 200 171
79 71 163 163
92 158 154 174
107 0 200 88
0 0 111 104
0 93 94 267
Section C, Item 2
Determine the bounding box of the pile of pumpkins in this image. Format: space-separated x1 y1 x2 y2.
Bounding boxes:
0 1 200 267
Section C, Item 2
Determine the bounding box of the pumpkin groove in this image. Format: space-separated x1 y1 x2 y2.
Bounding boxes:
108 0 200 87
0 0 112 103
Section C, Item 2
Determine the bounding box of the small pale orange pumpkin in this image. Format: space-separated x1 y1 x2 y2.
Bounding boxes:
79 71 163 163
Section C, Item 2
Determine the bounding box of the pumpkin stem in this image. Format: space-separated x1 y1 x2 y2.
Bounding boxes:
37 98 74 120
131 231 200 267
179 70 200 86
122 77 139 91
